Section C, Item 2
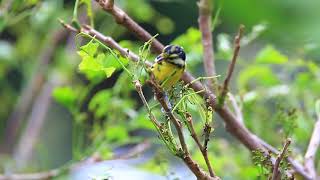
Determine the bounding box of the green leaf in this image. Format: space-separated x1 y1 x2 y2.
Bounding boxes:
99 52 129 69
102 67 116 78
89 90 112 110
255 45 288 64
52 87 77 110
0 16 6 33
315 99 320 117
79 40 99 57
78 56 101 72
105 125 129 142
295 72 312 89
77 40 118 80
307 61 320 74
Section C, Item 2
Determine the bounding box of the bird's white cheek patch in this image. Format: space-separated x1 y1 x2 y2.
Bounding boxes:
171 58 185 67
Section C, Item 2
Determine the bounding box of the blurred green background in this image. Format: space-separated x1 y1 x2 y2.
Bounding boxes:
0 0 320 179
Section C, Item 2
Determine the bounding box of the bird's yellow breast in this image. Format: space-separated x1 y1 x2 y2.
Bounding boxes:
151 61 185 90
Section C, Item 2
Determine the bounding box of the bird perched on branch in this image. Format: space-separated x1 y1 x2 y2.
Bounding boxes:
150 45 186 90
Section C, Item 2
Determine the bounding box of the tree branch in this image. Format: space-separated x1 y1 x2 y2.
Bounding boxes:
304 117 320 179
186 113 216 177
219 25 244 106
198 0 216 90
13 79 59 169
148 80 189 156
2 29 68 153
147 80 219 180
94 0 163 52
271 138 291 180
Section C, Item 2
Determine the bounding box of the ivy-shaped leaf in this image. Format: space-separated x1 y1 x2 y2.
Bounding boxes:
77 40 118 80
79 40 98 56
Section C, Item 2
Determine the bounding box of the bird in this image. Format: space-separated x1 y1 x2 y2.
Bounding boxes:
150 45 186 90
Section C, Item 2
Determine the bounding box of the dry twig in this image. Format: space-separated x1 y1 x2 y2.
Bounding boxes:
219 25 244 106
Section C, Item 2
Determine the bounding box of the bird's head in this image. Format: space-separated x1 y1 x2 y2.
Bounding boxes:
156 45 186 67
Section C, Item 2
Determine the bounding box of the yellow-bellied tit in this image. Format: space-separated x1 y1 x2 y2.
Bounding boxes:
151 45 186 90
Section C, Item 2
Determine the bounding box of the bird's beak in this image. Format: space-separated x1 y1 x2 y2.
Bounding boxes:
156 53 167 61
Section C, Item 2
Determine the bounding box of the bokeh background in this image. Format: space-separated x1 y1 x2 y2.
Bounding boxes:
0 0 320 179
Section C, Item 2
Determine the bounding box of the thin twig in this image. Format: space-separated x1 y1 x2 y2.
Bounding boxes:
198 0 216 91
186 113 215 177
95 0 163 52
304 118 320 179
219 25 244 106
59 19 78 32
271 138 291 180
228 93 244 125
112 140 151 159
133 80 161 128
